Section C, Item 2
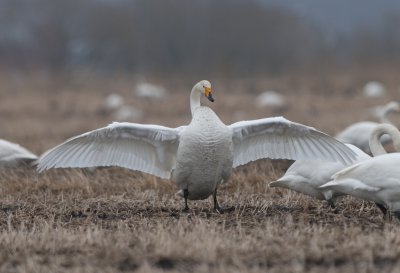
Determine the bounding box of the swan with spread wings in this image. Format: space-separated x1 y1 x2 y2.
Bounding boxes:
38 80 356 212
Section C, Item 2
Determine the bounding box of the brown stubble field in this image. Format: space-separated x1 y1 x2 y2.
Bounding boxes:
1 69 400 272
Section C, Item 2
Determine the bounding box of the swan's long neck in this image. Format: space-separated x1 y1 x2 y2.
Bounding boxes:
380 106 396 124
190 87 201 116
369 124 400 156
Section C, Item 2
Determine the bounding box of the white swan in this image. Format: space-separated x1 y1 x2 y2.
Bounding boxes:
104 93 124 110
270 144 370 207
113 105 143 121
37 80 356 212
335 101 400 154
363 81 386 98
135 83 167 100
256 91 286 108
321 123 400 220
0 139 38 167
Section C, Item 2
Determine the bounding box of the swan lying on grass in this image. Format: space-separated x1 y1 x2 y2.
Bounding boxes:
270 144 370 208
321 124 400 220
38 80 356 212
335 101 400 154
0 139 38 167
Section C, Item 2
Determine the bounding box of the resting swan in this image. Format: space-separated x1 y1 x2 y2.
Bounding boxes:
335 101 400 154
321 123 400 220
38 80 356 212
0 139 38 167
270 144 370 208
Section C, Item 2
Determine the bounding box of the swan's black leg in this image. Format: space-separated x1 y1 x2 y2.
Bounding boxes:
213 190 222 213
375 202 387 217
183 189 190 212
213 189 234 214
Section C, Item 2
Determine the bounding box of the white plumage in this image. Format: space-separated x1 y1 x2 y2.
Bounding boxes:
256 91 286 108
135 83 166 100
270 144 370 207
38 80 356 211
363 81 386 98
0 139 38 167
335 101 400 154
104 93 124 110
321 124 400 220
370 101 400 122
113 105 143 121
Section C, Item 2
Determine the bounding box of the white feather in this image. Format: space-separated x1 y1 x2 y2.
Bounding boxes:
0 139 38 167
38 123 184 179
229 116 356 167
270 144 370 202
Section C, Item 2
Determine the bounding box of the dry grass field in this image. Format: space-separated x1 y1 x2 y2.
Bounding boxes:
1 69 400 272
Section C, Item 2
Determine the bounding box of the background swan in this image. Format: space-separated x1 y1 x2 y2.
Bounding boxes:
0 139 38 167
335 101 400 154
270 144 370 208
256 90 286 109
104 93 124 110
37 80 356 212
321 123 400 220
363 81 386 98
113 105 143 121
135 82 167 100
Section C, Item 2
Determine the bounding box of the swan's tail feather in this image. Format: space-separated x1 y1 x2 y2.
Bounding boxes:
269 179 287 188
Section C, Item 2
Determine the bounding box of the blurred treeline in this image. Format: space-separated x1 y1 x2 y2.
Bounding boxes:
0 0 400 76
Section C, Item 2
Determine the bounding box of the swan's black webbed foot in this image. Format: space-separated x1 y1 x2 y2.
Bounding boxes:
182 207 190 213
213 189 235 214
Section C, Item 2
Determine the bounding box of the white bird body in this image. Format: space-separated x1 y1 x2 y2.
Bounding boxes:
0 139 38 167
173 107 233 200
321 123 400 219
320 153 400 213
270 144 370 204
336 122 388 153
335 101 400 154
38 80 356 211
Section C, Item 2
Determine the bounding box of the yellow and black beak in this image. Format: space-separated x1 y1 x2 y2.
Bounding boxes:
205 87 214 102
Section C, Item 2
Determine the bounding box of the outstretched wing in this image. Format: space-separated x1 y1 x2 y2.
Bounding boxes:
229 116 356 167
37 122 185 179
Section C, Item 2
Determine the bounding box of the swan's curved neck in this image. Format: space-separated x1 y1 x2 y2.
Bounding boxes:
190 87 201 116
369 124 400 156
380 106 396 124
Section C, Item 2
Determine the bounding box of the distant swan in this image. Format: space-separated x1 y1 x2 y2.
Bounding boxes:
321 123 400 220
335 101 399 154
270 144 370 208
37 80 356 212
0 139 38 167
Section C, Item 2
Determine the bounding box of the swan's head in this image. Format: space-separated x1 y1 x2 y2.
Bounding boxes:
194 80 214 102
386 101 400 112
